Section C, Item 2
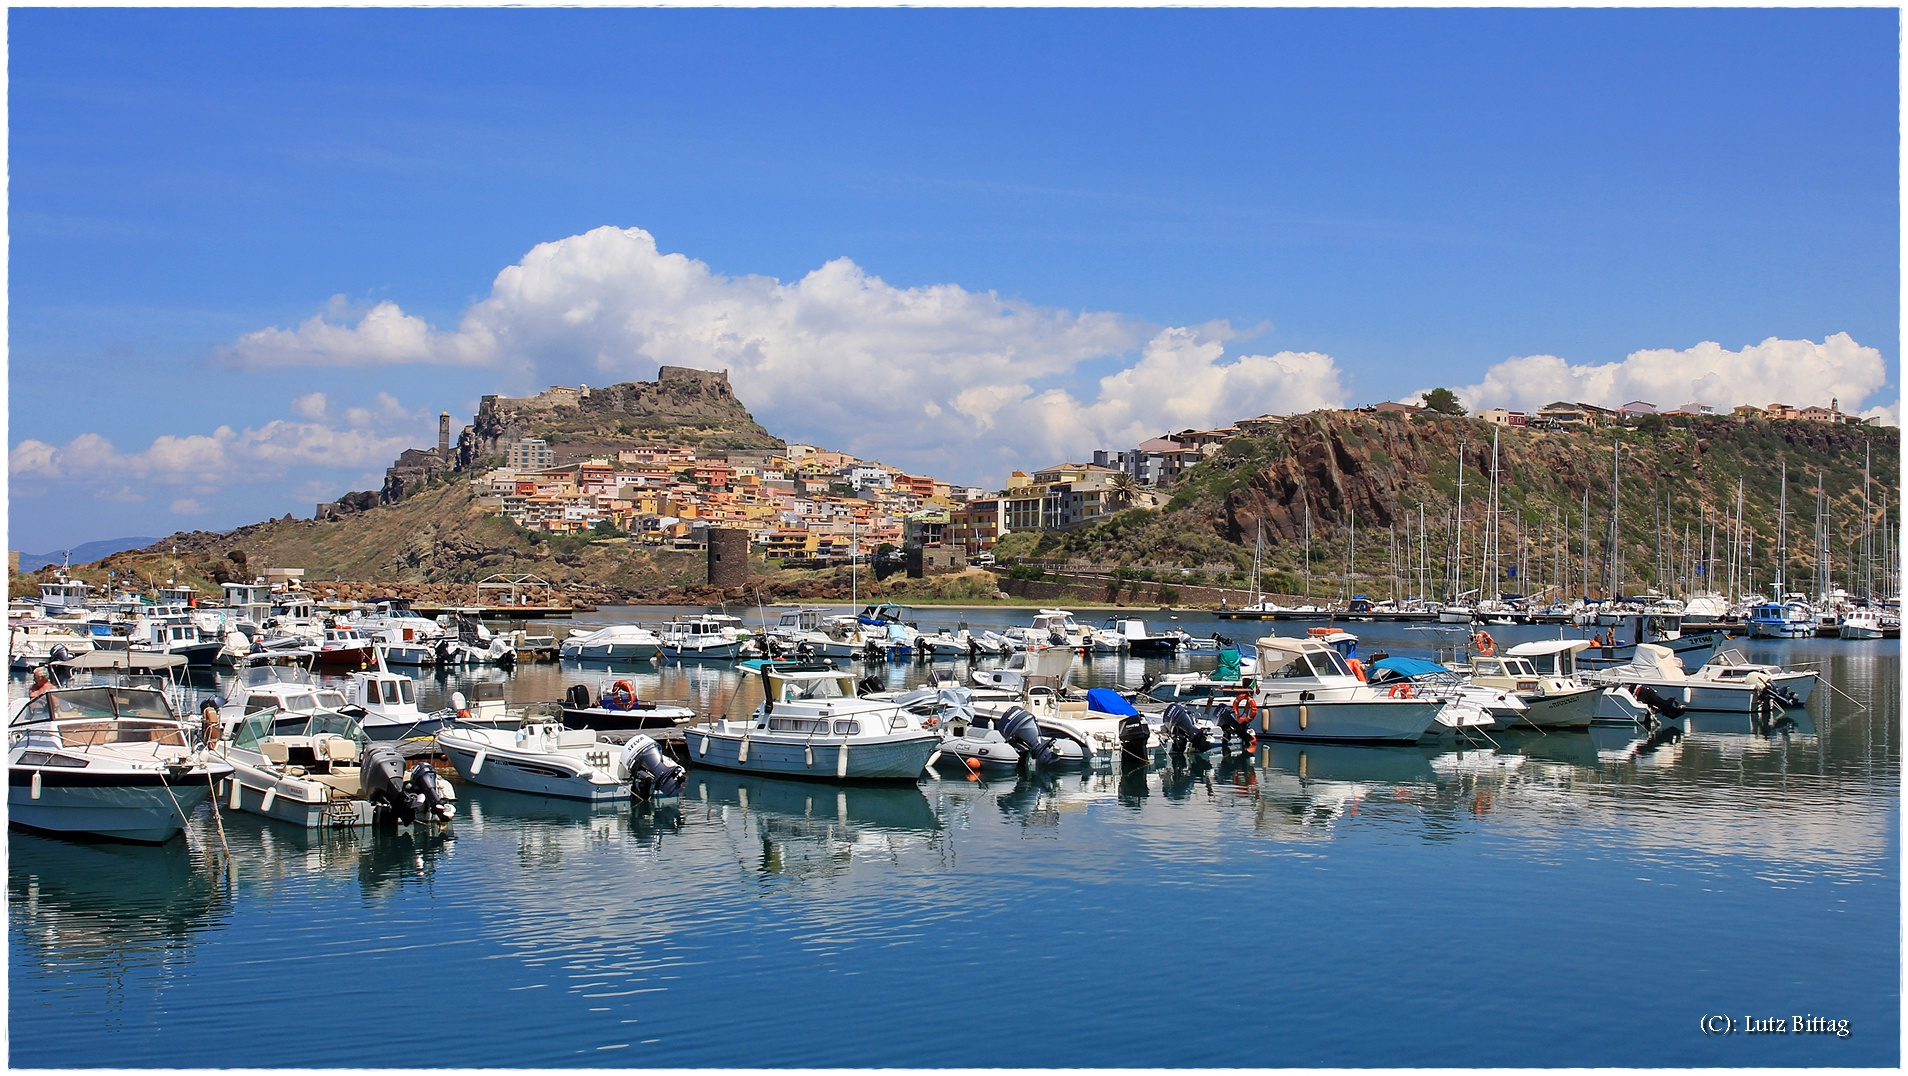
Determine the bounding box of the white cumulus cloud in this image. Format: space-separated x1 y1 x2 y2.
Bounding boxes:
10 395 423 506
1447 334 1893 422
213 226 1351 482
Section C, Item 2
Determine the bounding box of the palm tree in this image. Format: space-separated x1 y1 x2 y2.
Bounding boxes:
1108 471 1139 511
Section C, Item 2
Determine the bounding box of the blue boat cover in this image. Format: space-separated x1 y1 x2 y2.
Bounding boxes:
1085 688 1139 716
1371 656 1450 678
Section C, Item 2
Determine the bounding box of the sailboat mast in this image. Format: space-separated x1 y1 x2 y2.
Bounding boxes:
1776 459 1787 597
1455 442 1466 602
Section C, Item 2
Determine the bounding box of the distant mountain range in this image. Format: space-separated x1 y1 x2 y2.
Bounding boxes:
16 537 160 572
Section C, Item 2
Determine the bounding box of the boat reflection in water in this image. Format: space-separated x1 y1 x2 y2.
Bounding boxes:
686 769 939 878
10 831 231 968
210 810 458 902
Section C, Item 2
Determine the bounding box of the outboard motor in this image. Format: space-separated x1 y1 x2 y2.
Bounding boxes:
1631 684 1687 720
857 674 885 697
363 743 453 825
621 734 686 802
1160 703 1212 754
1118 713 1150 765
565 683 592 710
408 760 454 822
1763 684 1802 710
997 706 1061 766
1216 702 1257 752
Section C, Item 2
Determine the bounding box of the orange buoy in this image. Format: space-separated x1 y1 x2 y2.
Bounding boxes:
966 757 983 772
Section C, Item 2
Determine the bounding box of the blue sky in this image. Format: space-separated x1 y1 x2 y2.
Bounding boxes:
9 8 1899 553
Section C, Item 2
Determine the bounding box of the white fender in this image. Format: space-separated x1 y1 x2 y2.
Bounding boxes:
837 742 849 778
470 749 487 775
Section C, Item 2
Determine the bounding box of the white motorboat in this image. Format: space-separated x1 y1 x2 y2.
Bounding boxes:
1438 604 1476 624
9 621 97 670
683 661 941 781
215 706 453 828
968 651 1148 763
892 685 1027 771
559 624 663 661
1469 640 1603 729
1839 610 1886 640
437 706 685 802
659 614 748 660
1584 644 1816 713
1026 609 1093 650
1246 636 1444 743
126 607 226 667
9 684 233 843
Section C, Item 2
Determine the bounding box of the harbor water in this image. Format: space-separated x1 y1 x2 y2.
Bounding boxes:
9 609 1899 1066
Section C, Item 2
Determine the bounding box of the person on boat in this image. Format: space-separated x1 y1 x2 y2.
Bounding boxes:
28 667 53 699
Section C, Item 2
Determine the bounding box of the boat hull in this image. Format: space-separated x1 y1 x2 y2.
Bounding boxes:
663 641 744 660
561 705 693 731
1604 672 1816 712
438 737 626 802
7 771 214 843
1840 624 1886 640
685 728 940 781
560 642 661 661
220 768 375 828
1515 686 1600 730
1254 699 1441 743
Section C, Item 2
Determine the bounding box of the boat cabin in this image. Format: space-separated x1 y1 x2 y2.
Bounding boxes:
1253 636 1358 681
222 582 275 624
38 577 93 611
1503 639 1594 678
858 603 914 626
1468 655 1541 691
233 667 347 723
775 608 830 633
347 669 420 715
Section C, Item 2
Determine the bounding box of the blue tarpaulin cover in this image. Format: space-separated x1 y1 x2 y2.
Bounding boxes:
1371 657 1450 678
1085 688 1139 716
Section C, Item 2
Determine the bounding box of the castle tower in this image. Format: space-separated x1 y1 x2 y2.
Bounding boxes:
439 411 451 456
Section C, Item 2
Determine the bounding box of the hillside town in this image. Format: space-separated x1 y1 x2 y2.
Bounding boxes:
432 379 1881 570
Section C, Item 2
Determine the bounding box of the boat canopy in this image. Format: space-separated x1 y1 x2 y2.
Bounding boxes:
1370 656 1450 678
1611 643 1687 680
1504 639 1596 658
52 651 188 671
1084 688 1137 716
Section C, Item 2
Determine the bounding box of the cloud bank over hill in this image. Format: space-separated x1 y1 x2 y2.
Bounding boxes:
1445 334 1895 424
221 226 1352 474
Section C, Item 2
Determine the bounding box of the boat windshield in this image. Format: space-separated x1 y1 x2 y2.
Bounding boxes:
778 676 855 701
11 687 176 726
314 691 348 710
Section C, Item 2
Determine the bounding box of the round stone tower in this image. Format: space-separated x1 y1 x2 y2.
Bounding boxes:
707 528 749 588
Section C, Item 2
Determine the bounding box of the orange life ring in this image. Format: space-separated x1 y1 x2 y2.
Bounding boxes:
1387 683 1415 699
1346 657 1367 682
1472 630 1496 655
1232 693 1258 722
611 679 635 697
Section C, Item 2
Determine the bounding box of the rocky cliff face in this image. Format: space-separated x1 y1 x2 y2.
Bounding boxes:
1037 410 1898 588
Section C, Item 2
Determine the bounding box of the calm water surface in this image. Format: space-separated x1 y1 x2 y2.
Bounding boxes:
10 609 1899 1067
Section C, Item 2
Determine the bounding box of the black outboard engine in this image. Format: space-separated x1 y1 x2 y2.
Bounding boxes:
1631 684 1687 720
997 706 1061 766
1216 702 1257 752
362 743 453 825
857 674 885 697
1160 703 1212 754
1118 713 1150 764
565 683 591 710
1763 684 1802 710
622 734 687 802
408 760 452 822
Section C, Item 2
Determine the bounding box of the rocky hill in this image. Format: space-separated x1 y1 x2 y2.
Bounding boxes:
1009 410 1899 599
463 366 781 466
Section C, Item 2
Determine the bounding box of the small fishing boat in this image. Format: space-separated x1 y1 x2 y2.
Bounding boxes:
1747 600 1816 640
558 680 697 731
683 661 940 781
437 706 685 802
1838 609 1886 640
311 624 378 667
9 683 233 843
1468 641 1603 729
1100 617 1179 655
